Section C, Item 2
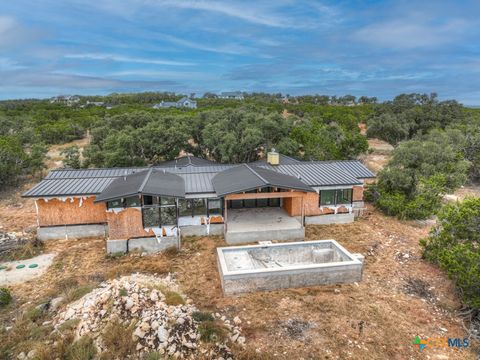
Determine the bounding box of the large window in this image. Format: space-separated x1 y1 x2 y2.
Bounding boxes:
178 198 219 217
319 189 353 207
319 190 336 206
142 196 177 228
208 198 222 215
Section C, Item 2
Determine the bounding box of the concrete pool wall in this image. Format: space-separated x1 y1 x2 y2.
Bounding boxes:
217 240 364 295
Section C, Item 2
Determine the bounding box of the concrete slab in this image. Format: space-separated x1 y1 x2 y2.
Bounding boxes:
225 208 304 244
0 253 56 285
305 213 354 225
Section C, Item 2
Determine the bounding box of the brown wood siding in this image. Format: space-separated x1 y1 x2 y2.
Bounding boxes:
353 185 364 202
106 208 154 240
37 197 107 227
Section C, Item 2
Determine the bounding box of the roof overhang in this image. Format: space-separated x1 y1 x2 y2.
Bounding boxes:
212 164 315 197
94 168 185 203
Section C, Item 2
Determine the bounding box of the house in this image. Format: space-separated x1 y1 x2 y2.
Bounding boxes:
50 95 80 106
153 97 197 109
23 152 375 253
219 92 244 100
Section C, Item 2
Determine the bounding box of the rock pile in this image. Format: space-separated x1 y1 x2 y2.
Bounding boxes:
54 273 243 359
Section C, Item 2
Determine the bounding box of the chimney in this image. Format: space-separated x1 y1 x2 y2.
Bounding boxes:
267 148 279 165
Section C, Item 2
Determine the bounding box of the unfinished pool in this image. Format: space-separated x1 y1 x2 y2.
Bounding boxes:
217 240 364 295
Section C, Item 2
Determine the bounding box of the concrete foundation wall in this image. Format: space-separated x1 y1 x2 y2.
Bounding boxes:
180 224 223 237
225 227 305 244
106 236 178 254
37 224 107 241
219 263 362 295
305 213 354 225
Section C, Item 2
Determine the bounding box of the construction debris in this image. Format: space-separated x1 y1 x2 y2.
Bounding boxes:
54 273 243 359
0 232 28 253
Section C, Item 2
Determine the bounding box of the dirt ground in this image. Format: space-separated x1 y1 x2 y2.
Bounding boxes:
1 204 477 359
44 135 90 169
360 138 394 174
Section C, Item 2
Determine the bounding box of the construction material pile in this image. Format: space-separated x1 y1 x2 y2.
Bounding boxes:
54 273 243 359
0 232 28 253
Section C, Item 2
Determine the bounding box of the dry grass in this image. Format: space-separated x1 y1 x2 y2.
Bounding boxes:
0 208 477 359
100 319 136 359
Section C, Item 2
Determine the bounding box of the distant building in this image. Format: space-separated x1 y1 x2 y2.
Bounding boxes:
86 101 105 107
219 91 244 100
50 95 80 106
153 97 197 109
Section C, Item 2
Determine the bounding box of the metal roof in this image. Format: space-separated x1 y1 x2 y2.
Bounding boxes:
258 162 363 187
23 156 373 198
250 154 301 166
94 169 185 203
212 164 315 196
156 155 218 167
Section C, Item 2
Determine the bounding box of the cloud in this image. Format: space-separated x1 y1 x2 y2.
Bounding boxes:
0 15 41 48
354 17 470 49
64 53 194 66
158 34 253 55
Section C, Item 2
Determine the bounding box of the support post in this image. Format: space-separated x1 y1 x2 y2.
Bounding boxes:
224 198 228 234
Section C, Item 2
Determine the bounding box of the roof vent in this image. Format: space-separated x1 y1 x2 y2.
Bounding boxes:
267 149 279 166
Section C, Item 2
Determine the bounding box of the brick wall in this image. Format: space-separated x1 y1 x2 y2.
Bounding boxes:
36 197 107 227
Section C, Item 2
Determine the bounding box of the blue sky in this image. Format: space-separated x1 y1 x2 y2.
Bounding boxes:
1 0 480 104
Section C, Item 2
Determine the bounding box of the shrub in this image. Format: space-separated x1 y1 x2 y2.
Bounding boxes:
100 320 135 359
198 320 227 343
66 336 97 360
163 290 185 306
422 197 480 308
0 288 12 307
192 311 214 322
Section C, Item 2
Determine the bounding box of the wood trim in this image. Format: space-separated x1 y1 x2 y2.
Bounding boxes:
225 191 306 200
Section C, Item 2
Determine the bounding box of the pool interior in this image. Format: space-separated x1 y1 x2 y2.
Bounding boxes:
223 242 352 272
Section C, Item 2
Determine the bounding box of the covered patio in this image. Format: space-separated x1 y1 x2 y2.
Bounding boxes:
225 207 304 244
212 164 315 244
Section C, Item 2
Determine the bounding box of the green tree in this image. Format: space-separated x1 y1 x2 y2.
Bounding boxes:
61 146 82 169
422 198 480 308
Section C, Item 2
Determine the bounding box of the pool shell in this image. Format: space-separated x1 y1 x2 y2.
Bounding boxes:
217 240 364 295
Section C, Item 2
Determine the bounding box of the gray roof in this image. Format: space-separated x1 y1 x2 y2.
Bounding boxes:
94 169 185 203
251 154 301 166
212 164 315 196
23 156 373 198
257 162 362 187
157 155 218 167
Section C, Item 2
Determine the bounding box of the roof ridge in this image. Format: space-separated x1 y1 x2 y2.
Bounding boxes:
244 164 268 185
138 167 153 193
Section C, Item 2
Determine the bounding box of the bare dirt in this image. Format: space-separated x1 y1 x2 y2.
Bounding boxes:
360 138 394 174
1 205 477 359
45 135 90 169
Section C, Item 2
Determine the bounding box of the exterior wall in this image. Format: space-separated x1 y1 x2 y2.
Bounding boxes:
352 185 364 202
36 196 107 227
106 207 154 240
37 224 107 241
106 236 178 254
283 192 351 217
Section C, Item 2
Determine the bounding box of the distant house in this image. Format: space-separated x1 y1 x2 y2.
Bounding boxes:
50 95 80 106
153 97 197 109
219 91 244 100
86 101 105 107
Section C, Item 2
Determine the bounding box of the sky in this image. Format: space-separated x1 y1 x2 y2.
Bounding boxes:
1 0 480 104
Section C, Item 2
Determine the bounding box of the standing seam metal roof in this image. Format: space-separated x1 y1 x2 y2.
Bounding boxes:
22 157 372 198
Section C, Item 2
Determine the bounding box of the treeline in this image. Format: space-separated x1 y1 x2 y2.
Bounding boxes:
82 106 369 167
366 93 480 220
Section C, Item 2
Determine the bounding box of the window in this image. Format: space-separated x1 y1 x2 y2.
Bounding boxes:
178 199 193 217
208 198 222 216
336 189 352 204
192 199 206 216
107 198 123 209
142 207 160 228
161 206 176 225
125 196 141 208
320 190 336 206
143 195 158 206
160 197 175 206
319 189 353 206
